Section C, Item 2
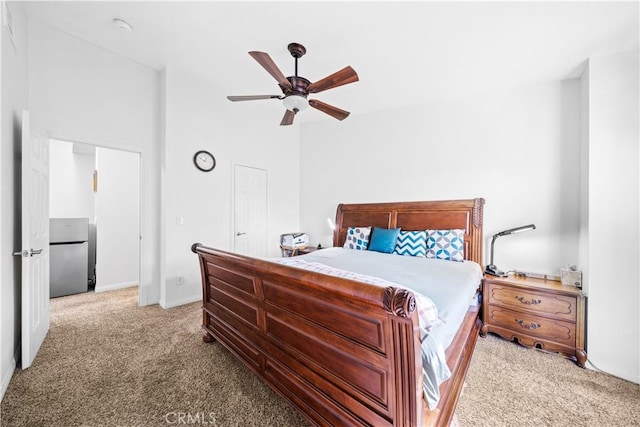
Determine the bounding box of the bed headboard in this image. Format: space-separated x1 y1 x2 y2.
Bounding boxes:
333 198 485 265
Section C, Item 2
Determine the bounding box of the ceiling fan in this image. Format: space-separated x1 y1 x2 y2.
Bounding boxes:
227 43 359 126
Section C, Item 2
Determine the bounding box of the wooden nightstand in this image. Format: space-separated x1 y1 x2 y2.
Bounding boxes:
481 274 587 367
280 245 319 257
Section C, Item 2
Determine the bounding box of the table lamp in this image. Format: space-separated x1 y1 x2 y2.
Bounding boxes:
485 224 536 277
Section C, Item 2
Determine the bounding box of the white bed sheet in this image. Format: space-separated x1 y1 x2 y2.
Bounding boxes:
294 247 482 409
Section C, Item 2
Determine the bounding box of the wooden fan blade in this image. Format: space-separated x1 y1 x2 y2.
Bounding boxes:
308 99 350 121
248 51 293 91
227 95 281 102
280 109 295 126
307 66 359 94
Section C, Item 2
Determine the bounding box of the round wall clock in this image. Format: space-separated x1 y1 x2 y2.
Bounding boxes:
193 150 216 172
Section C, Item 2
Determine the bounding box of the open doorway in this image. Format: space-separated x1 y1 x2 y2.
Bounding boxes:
49 139 141 299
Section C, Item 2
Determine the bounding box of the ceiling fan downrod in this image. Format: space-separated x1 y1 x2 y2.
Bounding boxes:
288 42 306 78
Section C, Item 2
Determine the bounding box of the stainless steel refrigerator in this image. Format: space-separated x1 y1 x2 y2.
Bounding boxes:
50 218 89 298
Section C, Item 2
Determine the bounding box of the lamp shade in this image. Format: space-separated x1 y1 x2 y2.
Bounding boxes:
486 223 536 277
496 224 536 237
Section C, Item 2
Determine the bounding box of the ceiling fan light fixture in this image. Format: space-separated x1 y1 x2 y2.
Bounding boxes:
227 43 358 125
282 95 308 113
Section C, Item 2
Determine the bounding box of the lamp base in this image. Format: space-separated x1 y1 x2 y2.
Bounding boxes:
485 264 507 277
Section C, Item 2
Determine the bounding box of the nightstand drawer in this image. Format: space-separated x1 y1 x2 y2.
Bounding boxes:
486 283 577 322
486 306 577 348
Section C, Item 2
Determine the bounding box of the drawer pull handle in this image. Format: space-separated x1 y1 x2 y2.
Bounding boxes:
515 296 541 305
516 319 540 330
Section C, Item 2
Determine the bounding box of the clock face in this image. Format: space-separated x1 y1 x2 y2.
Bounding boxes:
194 150 216 172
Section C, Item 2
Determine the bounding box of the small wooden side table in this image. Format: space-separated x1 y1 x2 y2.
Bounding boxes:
280 245 319 257
481 274 587 367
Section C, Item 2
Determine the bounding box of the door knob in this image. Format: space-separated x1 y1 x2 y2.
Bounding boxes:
236 232 246 236
12 249 41 257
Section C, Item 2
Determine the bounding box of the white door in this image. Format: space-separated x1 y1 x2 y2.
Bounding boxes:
233 165 267 258
16 111 50 369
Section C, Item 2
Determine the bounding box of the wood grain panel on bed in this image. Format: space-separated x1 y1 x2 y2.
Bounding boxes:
334 199 484 265
195 248 416 425
263 281 387 352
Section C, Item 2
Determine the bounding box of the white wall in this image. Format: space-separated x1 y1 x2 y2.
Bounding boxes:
49 140 95 220
585 49 639 383
1 0 28 401
94 147 140 292
578 64 590 294
162 66 300 308
301 60 640 384
25 21 301 310
300 80 581 276
28 22 161 305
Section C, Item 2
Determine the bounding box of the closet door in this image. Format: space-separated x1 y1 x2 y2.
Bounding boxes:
233 164 267 258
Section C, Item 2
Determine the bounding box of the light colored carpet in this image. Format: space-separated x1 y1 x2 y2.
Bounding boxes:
1 287 305 427
1 287 638 426
456 334 640 426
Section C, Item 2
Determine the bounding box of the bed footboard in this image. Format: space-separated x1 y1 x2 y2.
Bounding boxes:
192 244 424 426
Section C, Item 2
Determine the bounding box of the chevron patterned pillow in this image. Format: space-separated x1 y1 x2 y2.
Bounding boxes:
393 230 427 257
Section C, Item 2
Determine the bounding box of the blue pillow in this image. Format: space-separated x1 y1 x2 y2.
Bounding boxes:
368 227 401 254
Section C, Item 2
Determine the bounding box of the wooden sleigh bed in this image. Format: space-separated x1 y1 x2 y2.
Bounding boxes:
192 198 485 426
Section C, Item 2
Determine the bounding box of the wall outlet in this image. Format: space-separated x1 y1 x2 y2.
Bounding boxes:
176 276 184 286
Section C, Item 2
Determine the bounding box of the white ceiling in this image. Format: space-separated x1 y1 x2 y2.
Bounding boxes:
23 1 639 122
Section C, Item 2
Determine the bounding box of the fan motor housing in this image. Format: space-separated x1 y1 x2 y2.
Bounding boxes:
281 76 310 98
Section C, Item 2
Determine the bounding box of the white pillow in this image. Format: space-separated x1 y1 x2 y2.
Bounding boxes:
425 229 465 262
343 226 371 250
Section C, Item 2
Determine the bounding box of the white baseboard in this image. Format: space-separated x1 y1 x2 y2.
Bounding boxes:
1 344 20 402
94 281 138 293
586 358 640 384
160 293 201 309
